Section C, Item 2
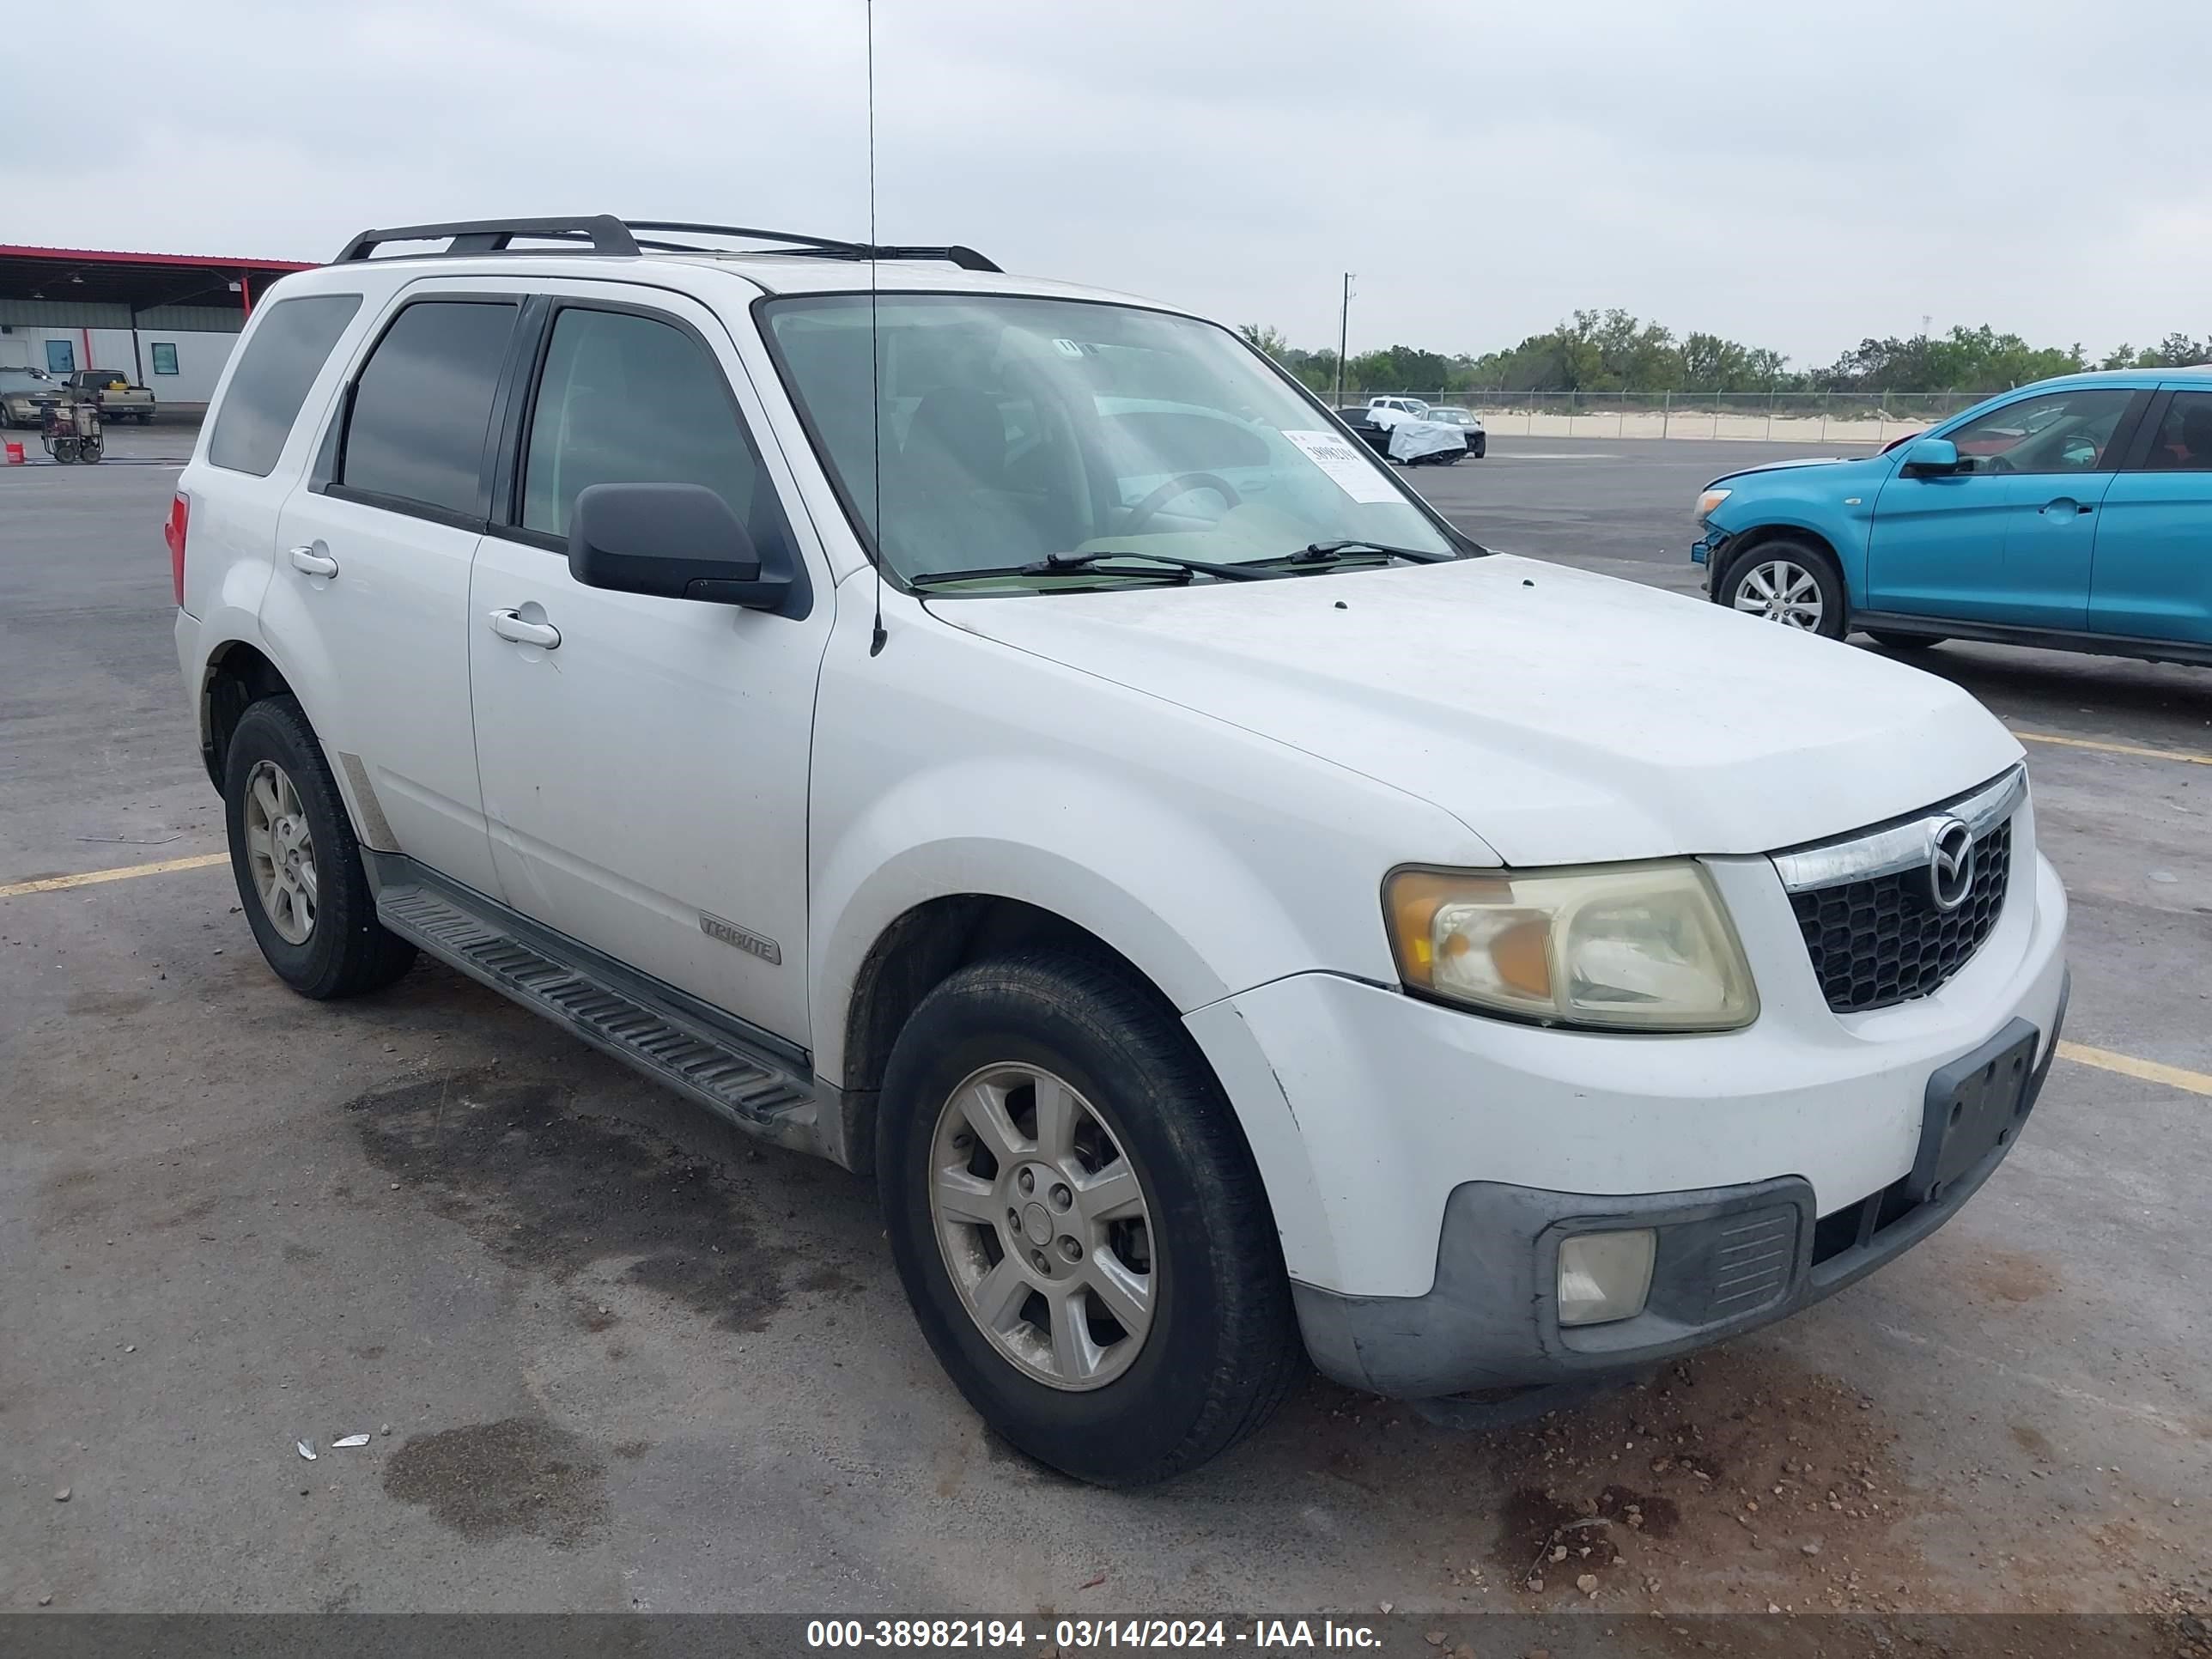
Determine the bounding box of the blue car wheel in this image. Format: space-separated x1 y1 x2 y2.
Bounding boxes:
1720 538 1845 641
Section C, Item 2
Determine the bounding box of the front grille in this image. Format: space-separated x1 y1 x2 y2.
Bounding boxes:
1790 818 2012 1013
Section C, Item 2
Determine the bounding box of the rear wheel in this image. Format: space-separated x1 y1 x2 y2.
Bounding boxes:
1722 539 1845 640
878 951 1301 1486
223 696 416 999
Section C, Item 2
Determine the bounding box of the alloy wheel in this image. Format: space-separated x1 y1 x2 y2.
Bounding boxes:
242 759 318 945
927 1061 1156 1390
1732 558 1826 629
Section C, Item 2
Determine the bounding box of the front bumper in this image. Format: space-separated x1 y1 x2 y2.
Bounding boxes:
1691 523 1729 590
1187 836 2068 1397
1293 981 2063 1396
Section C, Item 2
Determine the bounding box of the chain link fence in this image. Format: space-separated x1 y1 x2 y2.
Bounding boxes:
1341 390 1993 447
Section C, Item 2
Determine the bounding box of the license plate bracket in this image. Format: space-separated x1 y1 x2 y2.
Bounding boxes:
1911 1018 2039 1205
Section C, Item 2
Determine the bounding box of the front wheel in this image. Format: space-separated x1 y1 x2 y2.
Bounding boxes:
878 951 1301 1486
1721 539 1846 640
223 696 416 999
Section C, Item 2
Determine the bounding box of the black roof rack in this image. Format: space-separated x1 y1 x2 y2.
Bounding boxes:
333 216 1000 272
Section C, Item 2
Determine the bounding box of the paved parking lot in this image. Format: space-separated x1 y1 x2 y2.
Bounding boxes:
4 428 2208 1621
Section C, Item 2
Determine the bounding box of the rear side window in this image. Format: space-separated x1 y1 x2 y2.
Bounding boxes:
208 295 362 477
2135 391 2212 472
337 300 518 518
518 307 783 557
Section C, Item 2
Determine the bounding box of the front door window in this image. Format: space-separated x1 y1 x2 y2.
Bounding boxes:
1944 389 2134 474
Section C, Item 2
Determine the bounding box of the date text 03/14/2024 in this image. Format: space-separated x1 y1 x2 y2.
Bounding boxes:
804 1619 1384 1650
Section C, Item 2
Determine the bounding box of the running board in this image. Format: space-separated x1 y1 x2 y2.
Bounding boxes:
371 866 830 1160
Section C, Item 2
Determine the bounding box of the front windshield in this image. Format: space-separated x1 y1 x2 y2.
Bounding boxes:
761 294 1455 586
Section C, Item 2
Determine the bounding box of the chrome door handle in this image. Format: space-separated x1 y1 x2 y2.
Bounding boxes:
288 545 338 577
488 608 561 649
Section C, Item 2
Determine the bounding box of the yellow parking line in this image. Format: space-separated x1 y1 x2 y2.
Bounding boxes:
7 853 2209 1100
2012 729 2212 767
0 851 228 899
2057 1041 2212 1098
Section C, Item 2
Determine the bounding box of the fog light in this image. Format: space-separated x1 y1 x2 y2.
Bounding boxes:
1557 1229 1656 1327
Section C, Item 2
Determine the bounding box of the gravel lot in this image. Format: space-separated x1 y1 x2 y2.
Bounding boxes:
3 428 2208 1621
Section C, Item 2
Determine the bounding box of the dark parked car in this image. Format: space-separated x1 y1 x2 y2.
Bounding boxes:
1334 406 1394 459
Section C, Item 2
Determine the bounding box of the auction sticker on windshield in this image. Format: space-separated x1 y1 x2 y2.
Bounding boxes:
1281 429 1401 503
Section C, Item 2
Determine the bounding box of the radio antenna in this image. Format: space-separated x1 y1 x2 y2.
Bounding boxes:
865 0 887 657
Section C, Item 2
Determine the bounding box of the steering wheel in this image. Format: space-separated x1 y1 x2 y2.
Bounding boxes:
1120 471 1242 536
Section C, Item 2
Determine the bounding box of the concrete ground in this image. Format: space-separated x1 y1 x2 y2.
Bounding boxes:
3 429 2208 1622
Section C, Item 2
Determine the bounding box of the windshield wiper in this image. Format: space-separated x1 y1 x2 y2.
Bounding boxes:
1288 538 1461 565
908 550 1277 588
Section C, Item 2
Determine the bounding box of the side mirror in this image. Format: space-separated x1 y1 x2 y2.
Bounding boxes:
1900 437 1961 476
568 482 797 612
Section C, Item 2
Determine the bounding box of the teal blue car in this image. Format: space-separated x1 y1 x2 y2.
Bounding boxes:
1692 368 2212 666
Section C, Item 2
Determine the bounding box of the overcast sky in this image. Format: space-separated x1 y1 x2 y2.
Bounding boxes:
8 1 2206 368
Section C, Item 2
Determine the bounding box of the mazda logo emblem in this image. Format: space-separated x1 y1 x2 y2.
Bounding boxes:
1927 817 1975 913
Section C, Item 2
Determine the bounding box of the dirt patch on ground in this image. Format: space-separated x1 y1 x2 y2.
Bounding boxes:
33 1161 105 1231
345 1066 798 1332
1257 1345 1940 1614
64 989 150 1018
1960 1247 2061 1305
1472 1352 1923 1613
383 1416 607 1546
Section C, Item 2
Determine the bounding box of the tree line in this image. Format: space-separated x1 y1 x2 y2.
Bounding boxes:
1238 313 2212 400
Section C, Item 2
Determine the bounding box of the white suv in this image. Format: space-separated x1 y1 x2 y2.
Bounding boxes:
171 215 2069 1486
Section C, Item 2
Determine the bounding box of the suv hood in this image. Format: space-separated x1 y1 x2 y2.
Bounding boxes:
930 556 2023 865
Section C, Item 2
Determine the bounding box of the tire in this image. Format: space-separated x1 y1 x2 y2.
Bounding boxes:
1866 629 1946 651
138 411 156 426
1719 538 1846 640
1470 435 1486 459
222 696 416 1000
878 950 1302 1486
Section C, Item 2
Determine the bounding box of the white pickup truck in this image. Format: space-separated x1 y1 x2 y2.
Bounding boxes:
171 215 2068 1486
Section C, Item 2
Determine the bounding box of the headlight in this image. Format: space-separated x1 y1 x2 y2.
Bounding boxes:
1695 487 1732 520
1384 860 1758 1031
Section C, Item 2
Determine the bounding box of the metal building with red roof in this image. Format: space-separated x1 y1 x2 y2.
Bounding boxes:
0 245 315 410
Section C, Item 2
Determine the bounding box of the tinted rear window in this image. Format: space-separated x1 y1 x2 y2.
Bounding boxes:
208 295 363 476
337 300 516 518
